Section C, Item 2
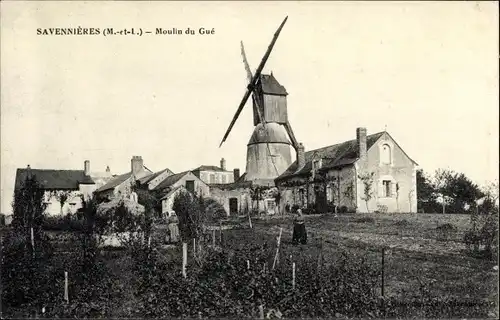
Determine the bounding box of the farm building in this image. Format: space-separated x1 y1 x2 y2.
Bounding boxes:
149 171 210 217
94 156 153 201
14 161 98 216
192 158 236 185
275 127 418 213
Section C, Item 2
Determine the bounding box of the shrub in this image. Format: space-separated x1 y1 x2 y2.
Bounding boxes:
204 198 227 222
42 215 85 232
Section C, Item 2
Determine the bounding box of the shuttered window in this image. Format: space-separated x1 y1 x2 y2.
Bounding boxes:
383 180 392 197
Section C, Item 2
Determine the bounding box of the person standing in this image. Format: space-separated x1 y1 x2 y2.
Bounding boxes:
292 209 307 245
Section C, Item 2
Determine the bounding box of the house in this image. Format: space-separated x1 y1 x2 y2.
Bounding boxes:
153 171 210 217
94 156 153 201
14 161 97 216
137 167 175 190
275 127 418 213
192 158 236 184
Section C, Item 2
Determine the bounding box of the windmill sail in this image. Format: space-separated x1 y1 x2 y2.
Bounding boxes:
219 16 288 148
241 41 264 125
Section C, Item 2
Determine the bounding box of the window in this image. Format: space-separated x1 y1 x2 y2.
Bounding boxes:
186 180 195 193
381 144 391 164
383 180 392 197
222 175 227 184
299 189 305 206
209 174 215 184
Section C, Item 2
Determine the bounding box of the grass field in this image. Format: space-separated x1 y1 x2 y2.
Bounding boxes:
246 213 498 303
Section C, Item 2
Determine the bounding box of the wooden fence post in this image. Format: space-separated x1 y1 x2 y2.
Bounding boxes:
247 260 250 270
182 242 187 278
292 262 296 289
193 238 196 259
317 237 324 272
31 227 35 258
381 247 385 297
212 229 215 247
64 271 69 303
248 211 253 229
272 228 283 270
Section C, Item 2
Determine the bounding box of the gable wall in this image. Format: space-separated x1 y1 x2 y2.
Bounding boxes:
148 169 175 190
357 132 417 213
168 172 210 197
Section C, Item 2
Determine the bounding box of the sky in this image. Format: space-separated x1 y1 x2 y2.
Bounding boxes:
1 1 498 214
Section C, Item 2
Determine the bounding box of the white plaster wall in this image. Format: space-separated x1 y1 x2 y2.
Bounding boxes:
356 133 417 213
43 190 84 216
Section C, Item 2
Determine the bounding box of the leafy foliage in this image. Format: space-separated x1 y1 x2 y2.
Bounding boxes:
2 179 115 318
131 244 383 319
358 172 375 212
11 172 47 239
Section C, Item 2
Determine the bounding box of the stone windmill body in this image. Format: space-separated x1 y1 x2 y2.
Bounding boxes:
219 17 300 186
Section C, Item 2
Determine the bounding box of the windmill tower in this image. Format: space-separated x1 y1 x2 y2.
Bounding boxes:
219 17 300 186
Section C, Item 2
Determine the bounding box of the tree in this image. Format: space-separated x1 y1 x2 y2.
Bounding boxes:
11 173 47 243
172 191 203 242
53 190 69 216
416 169 439 213
358 172 375 213
442 171 483 213
433 168 453 214
480 180 499 214
134 188 160 239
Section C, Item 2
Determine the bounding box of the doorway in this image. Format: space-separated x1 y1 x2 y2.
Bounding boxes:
229 198 238 215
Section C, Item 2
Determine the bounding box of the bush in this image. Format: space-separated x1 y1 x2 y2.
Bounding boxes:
302 208 317 215
42 215 85 232
204 198 227 222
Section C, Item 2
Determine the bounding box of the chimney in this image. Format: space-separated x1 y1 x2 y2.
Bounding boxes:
106 166 110 173
356 127 367 159
233 168 240 182
131 156 143 176
297 143 305 169
84 160 90 176
220 158 226 171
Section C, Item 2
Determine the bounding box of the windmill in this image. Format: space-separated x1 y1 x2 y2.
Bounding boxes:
219 16 300 186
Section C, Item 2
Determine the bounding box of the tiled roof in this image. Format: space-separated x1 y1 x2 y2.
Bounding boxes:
15 168 95 190
152 171 189 191
192 165 227 172
209 172 256 190
95 172 132 193
138 168 173 185
160 185 185 200
276 132 385 181
259 74 287 96
95 165 154 193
